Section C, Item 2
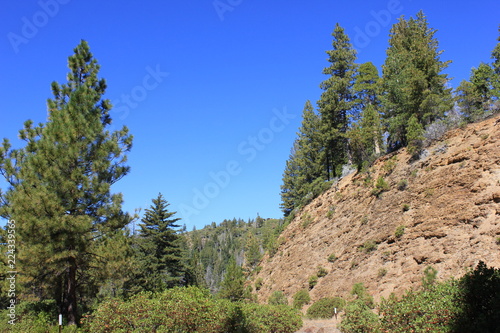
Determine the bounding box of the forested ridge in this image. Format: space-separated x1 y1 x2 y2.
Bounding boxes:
0 10 499 333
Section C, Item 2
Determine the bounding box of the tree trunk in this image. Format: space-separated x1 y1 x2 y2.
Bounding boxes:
66 258 78 326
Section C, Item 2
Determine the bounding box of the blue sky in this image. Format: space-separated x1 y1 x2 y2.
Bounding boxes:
1 0 499 230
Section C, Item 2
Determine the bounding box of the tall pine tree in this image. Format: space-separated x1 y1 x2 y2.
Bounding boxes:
133 193 186 292
317 23 357 180
382 11 452 149
0 40 133 325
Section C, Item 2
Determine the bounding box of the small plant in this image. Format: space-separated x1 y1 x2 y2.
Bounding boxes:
372 176 389 197
301 213 313 229
327 253 337 263
383 156 398 175
378 267 388 278
422 266 438 290
424 188 435 198
496 237 500 245
309 275 319 289
410 169 418 178
397 179 408 191
254 278 263 291
360 215 369 225
317 266 328 278
360 240 377 253
401 203 410 212
292 289 311 310
327 206 336 218
395 225 405 239
268 290 288 306
350 261 359 270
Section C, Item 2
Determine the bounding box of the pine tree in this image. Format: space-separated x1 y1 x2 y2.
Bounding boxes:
457 63 496 121
317 23 357 179
406 114 425 157
353 62 382 115
0 40 133 325
348 104 383 171
280 143 300 217
382 11 453 150
490 25 500 100
134 193 185 292
218 257 245 302
295 100 324 196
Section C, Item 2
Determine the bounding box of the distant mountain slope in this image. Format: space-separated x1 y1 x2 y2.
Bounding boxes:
251 115 500 305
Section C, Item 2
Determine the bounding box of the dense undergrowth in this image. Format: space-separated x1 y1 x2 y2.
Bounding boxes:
0 286 302 333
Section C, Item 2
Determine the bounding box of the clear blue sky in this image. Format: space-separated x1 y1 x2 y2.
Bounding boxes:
1 0 499 230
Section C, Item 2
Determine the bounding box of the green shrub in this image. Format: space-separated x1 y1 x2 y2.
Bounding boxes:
326 206 336 218
268 290 288 306
84 286 234 333
397 179 408 190
254 278 264 291
379 281 459 333
372 176 390 197
351 283 375 309
301 213 313 229
306 297 346 319
239 303 303 333
422 266 438 290
360 240 377 253
292 289 310 310
327 253 337 263
308 275 319 289
377 267 388 278
495 236 500 245
395 225 405 238
317 266 328 278
340 299 380 333
401 203 410 212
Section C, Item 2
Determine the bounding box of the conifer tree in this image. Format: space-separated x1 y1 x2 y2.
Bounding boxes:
218 257 245 302
382 11 452 149
317 23 357 179
280 144 300 217
353 62 382 115
490 25 500 99
134 193 185 292
457 63 496 121
0 40 133 325
348 104 383 171
294 100 324 197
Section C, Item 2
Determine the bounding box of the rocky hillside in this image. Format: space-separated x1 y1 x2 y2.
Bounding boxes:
252 115 500 306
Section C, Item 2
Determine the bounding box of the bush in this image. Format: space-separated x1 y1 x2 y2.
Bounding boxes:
308 275 319 289
327 253 337 263
351 283 375 309
394 225 405 239
340 299 380 333
360 240 377 253
379 282 460 333
83 286 302 333
397 179 408 191
239 303 302 333
372 177 389 197
84 287 234 332
254 278 264 291
268 291 288 306
317 266 328 277
306 297 346 319
292 289 310 310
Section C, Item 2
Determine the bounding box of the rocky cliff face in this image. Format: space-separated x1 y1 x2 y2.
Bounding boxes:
252 115 500 306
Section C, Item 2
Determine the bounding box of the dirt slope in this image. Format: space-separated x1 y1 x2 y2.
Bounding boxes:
253 115 500 307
